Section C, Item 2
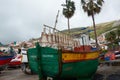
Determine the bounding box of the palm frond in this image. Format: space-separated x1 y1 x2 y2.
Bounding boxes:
81 0 86 5
62 0 75 19
94 3 101 13
81 0 104 15
97 0 104 6
87 10 93 16
82 5 88 12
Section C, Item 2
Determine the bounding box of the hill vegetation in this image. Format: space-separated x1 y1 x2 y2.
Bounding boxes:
62 20 120 38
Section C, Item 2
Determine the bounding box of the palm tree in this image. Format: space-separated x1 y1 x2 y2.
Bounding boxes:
62 0 76 33
81 0 104 49
116 27 120 49
116 26 120 39
105 31 116 50
105 31 116 43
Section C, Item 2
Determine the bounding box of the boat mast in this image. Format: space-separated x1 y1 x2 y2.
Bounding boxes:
54 10 60 30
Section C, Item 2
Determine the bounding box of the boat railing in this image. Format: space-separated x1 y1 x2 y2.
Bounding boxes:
39 25 97 52
39 25 80 50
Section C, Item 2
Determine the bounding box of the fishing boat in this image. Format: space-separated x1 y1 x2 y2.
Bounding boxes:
0 47 15 72
0 56 13 72
27 25 100 80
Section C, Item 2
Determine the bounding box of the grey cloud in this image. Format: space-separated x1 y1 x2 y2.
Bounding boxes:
0 0 120 44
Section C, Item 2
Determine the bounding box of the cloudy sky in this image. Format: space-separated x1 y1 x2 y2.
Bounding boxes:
0 0 120 44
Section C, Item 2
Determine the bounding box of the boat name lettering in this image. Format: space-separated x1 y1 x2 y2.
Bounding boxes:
31 56 37 58
42 55 53 58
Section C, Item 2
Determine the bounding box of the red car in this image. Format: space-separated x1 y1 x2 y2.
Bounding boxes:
8 54 22 67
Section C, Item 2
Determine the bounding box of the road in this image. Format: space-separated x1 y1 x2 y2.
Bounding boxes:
94 64 120 80
0 68 75 80
1 65 120 80
0 68 38 80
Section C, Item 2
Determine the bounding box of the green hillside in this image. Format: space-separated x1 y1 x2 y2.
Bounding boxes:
62 20 119 38
89 21 116 38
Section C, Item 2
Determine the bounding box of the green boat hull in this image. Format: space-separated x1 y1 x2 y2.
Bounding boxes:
27 44 99 80
61 59 98 79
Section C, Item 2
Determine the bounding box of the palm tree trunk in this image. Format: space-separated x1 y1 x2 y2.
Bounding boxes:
68 18 70 34
67 18 70 46
91 14 98 49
